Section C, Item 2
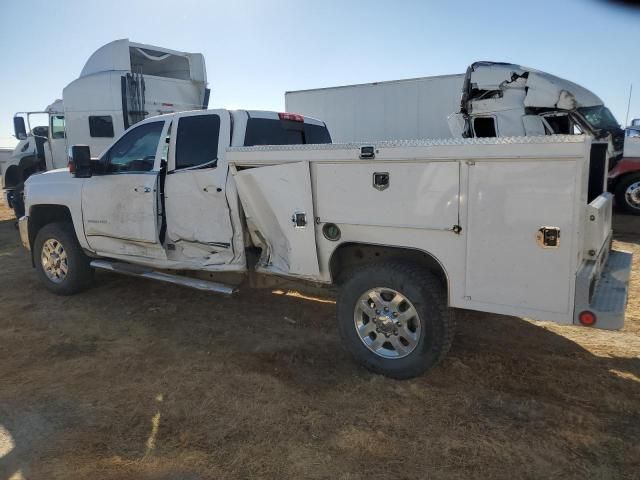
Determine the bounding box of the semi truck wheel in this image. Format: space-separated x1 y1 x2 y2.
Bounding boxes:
34 222 94 295
337 261 454 379
615 173 640 215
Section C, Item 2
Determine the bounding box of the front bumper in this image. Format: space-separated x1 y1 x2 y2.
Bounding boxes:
574 246 633 330
18 215 30 251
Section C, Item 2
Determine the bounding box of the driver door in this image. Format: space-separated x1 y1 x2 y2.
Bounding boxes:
81 120 169 260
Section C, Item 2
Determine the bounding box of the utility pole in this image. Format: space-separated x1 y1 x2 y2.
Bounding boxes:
625 83 633 127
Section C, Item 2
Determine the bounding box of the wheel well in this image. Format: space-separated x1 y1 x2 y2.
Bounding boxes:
329 242 449 289
19 156 42 182
28 205 73 251
4 156 43 189
4 165 21 188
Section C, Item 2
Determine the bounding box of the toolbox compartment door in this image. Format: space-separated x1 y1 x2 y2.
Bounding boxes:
464 159 579 320
233 161 320 278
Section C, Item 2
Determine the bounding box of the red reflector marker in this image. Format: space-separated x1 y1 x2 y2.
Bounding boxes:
578 311 597 326
279 112 304 122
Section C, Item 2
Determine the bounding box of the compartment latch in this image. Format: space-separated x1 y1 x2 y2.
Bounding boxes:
292 211 307 228
373 172 390 191
536 226 560 248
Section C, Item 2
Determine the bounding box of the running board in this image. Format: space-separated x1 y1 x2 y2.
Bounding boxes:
90 259 237 295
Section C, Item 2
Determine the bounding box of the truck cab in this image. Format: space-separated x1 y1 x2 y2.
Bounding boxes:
3 105 64 215
22 109 330 272
451 62 624 150
3 39 209 217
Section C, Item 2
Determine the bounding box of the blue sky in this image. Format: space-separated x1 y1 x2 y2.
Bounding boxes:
0 0 639 142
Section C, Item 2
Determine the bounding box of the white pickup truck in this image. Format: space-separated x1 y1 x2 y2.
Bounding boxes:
19 108 632 378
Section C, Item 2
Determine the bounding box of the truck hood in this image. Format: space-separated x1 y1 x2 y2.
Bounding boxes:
25 168 72 186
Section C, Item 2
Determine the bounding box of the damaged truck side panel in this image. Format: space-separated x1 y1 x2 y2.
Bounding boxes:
233 161 320 277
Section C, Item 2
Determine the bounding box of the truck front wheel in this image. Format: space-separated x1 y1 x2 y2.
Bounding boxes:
615 172 640 215
337 261 454 379
34 222 94 295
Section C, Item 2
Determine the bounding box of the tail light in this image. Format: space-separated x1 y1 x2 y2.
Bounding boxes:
578 310 597 326
68 160 75 174
279 112 304 122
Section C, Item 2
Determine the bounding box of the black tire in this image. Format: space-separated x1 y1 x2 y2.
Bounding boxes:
33 222 94 295
614 172 640 215
337 261 454 379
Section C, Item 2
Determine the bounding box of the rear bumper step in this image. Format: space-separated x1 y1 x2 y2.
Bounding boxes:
574 249 633 330
90 259 237 296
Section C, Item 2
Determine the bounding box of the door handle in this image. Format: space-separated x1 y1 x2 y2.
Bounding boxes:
134 186 152 193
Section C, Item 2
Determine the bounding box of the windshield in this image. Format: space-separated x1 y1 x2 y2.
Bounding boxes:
577 106 620 131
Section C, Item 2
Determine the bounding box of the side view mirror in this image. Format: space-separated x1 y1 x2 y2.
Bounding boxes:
69 145 92 178
13 116 27 140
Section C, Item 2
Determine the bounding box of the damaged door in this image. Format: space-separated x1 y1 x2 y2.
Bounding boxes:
164 110 236 265
232 161 320 278
82 120 168 259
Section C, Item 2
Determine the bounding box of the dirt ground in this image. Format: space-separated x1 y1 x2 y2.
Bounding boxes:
0 203 638 480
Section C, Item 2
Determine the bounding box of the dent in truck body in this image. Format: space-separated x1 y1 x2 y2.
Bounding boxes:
232 161 320 279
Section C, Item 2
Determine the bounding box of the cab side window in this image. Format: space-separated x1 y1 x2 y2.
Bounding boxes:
89 116 114 138
175 115 220 170
473 117 497 137
50 115 65 139
104 122 164 173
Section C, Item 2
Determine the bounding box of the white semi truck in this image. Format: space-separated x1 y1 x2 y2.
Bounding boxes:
286 61 624 203
3 39 208 216
16 107 632 379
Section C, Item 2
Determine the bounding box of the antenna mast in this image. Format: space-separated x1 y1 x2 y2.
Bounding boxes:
625 83 633 127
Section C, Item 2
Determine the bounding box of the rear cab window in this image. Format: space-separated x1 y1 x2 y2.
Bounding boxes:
243 113 331 147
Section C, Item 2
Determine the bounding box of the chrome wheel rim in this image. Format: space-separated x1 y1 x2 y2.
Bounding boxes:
353 288 421 359
625 181 640 209
41 238 68 283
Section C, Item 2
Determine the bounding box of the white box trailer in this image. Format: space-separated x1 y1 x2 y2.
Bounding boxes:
285 74 464 143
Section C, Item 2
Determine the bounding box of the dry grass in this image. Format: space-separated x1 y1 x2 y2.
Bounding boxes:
0 203 638 479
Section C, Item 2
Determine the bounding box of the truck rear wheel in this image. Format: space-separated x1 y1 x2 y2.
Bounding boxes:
336 261 454 379
615 172 640 215
34 222 94 295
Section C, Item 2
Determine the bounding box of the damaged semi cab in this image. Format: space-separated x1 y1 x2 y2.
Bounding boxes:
18 108 632 379
450 62 624 202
